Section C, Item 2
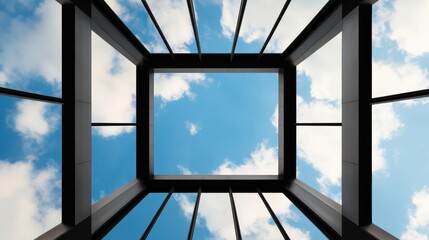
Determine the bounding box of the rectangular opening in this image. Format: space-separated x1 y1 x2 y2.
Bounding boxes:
152 71 279 176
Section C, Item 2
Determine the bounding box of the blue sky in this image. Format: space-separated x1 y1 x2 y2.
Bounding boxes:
0 0 429 239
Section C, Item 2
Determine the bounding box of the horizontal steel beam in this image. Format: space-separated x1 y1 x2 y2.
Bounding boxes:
150 53 284 71
0 87 63 104
371 89 429 105
149 175 283 192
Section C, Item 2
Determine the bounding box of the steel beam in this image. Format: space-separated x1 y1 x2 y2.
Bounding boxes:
187 188 202 240
141 0 174 57
186 0 202 60
259 0 291 56
229 188 242 240
371 89 429 105
282 65 296 180
0 87 63 104
230 0 247 61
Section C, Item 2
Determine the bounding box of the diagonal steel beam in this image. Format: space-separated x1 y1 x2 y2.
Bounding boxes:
259 0 291 56
141 0 174 58
186 0 202 60
230 0 247 61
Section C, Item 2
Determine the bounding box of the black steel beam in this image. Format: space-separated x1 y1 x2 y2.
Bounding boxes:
257 188 290 240
186 0 202 60
187 187 202 240
259 0 291 56
91 0 150 65
92 179 150 239
229 188 242 240
297 123 342 126
0 87 63 104
141 0 174 58
371 89 429 105
342 4 372 231
230 0 247 61
136 66 154 180
149 175 283 193
140 187 175 240
62 2 92 230
282 66 296 180
283 0 342 65
150 53 284 71
283 180 342 239
91 123 137 126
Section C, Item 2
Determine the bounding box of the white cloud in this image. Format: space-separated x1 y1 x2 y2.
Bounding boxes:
0 0 61 89
373 60 429 98
401 186 429 240
372 103 403 172
177 165 193 175
297 96 341 123
213 143 277 175
185 121 200 136
175 143 310 239
91 32 136 137
154 73 206 104
389 0 429 57
146 0 195 52
13 100 60 143
0 157 61 240
271 104 278 131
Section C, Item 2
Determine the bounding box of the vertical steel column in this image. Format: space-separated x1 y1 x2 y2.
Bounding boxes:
281 65 296 180
62 0 92 232
341 2 372 236
187 188 202 240
229 187 242 240
137 66 153 180
140 187 175 240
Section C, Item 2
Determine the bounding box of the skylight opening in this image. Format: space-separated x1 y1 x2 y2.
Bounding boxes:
153 72 279 175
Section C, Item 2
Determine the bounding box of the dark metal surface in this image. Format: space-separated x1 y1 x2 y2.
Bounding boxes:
371 89 429 105
257 188 290 240
229 188 242 240
140 187 174 240
141 0 174 57
187 187 202 240
259 0 291 56
282 66 296 180
230 0 247 61
0 87 63 104
150 53 284 71
297 123 342 126
91 123 137 126
186 0 202 60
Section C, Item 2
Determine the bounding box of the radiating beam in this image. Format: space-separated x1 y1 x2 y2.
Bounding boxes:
0 87 63 104
229 187 242 240
259 0 291 56
230 0 247 61
141 0 174 58
140 187 174 240
257 188 290 240
186 0 202 60
187 187 202 240
371 89 429 105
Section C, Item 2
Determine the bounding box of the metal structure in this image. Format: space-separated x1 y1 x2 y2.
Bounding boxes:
0 0 414 239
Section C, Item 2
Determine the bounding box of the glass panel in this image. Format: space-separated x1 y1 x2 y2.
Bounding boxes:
235 0 285 53
297 126 342 203
0 0 61 97
193 193 235 239
92 126 136 203
147 193 196 239
266 0 328 53
234 193 284 239
0 95 61 239
154 73 278 175
372 0 429 98
297 33 342 123
91 32 136 125
104 0 168 53
264 193 327 239
146 0 197 53
104 193 167 239
373 100 429 239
